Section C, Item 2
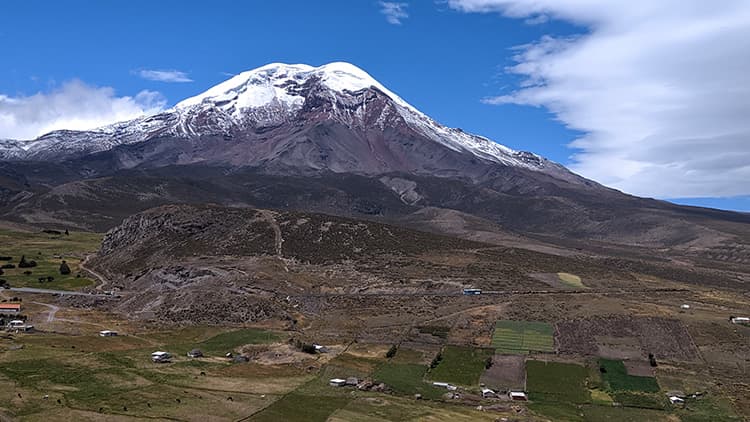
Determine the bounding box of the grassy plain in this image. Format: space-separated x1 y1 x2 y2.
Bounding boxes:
0 228 101 290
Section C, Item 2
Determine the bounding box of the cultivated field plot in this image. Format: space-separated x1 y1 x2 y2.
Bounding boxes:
491 320 554 354
526 360 590 404
427 345 494 386
556 316 700 361
479 354 526 390
598 359 660 392
372 363 445 400
530 272 587 290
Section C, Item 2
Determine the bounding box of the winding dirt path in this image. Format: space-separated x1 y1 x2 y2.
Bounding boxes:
32 301 60 323
79 254 109 291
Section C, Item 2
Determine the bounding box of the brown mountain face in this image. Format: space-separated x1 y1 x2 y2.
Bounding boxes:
0 63 749 274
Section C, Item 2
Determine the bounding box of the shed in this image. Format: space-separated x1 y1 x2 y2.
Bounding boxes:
509 391 528 401
669 396 685 405
730 317 750 325
313 344 329 353
187 349 204 358
329 378 346 387
680 304 690 310
7 320 33 331
0 303 21 314
481 388 496 398
99 330 118 337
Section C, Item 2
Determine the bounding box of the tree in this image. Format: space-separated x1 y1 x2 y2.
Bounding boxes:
386 345 398 358
59 261 71 275
648 353 657 367
0 268 3 276
65 229 69 236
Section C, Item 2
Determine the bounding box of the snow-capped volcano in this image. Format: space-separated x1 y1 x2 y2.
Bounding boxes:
0 62 568 178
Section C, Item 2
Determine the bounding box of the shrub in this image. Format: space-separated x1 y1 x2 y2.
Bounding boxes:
386 345 398 358
59 261 71 275
0 268 3 276
0 256 12 261
23 271 32 276
18 256 37 268
430 352 443 369
301 343 316 354
1 264 15 269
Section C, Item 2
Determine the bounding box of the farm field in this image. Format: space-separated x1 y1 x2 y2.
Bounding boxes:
0 228 101 290
526 360 590 404
491 320 554 354
372 362 445 400
598 358 660 392
557 272 586 288
427 345 493 386
480 354 526 390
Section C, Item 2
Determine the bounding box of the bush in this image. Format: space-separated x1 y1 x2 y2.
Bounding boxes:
0 268 3 276
386 345 398 358
0 256 12 261
1 264 15 269
300 343 316 354
23 271 32 276
430 352 443 369
18 256 37 268
59 261 71 275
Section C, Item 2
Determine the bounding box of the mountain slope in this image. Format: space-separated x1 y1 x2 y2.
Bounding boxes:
0 62 749 263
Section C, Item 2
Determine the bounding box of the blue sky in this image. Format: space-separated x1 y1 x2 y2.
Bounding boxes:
1 1 748 211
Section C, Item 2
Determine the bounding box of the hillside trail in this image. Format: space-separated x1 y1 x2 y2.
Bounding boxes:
31 301 59 323
80 254 109 291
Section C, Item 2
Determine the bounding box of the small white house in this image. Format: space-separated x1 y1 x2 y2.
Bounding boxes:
151 351 171 363
329 378 346 387
313 344 329 353
669 396 685 405
481 388 496 398
509 391 528 401
680 304 690 310
99 330 118 337
432 382 457 391
730 317 750 325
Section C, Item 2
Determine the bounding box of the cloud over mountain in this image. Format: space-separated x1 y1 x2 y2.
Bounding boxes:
449 0 750 198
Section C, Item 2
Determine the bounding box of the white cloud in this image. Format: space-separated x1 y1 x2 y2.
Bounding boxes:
136 69 193 83
0 80 165 140
380 1 409 25
449 0 750 199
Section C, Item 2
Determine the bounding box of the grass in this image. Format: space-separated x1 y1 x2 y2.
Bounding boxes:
250 392 351 422
598 359 660 392
195 329 280 354
613 391 667 410
526 360 590 404
557 272 586 288
0 228 102 290
491 320 554 354
427 346 493 386
373 363 445 400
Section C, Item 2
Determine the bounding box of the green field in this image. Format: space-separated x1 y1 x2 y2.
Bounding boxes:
373 363 445 400
598 359 660 392
491 320 554 354
0 228 102 290
250 391 351 422
558 272 587 288
427 346 493 386
526 360 591 404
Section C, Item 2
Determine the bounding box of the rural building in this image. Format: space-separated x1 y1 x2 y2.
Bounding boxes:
313 344 329 353
151 351 171 363
730 316 750 325
669 396 685 405
0 303 21 314
509 391 528 401
481 388 496 398
99 330 118 337
345 377 359 386
432 382 458 391
7 320 33 332
463 288 482 295
329 378 346 387
187 349 204 358
680 304 690 310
